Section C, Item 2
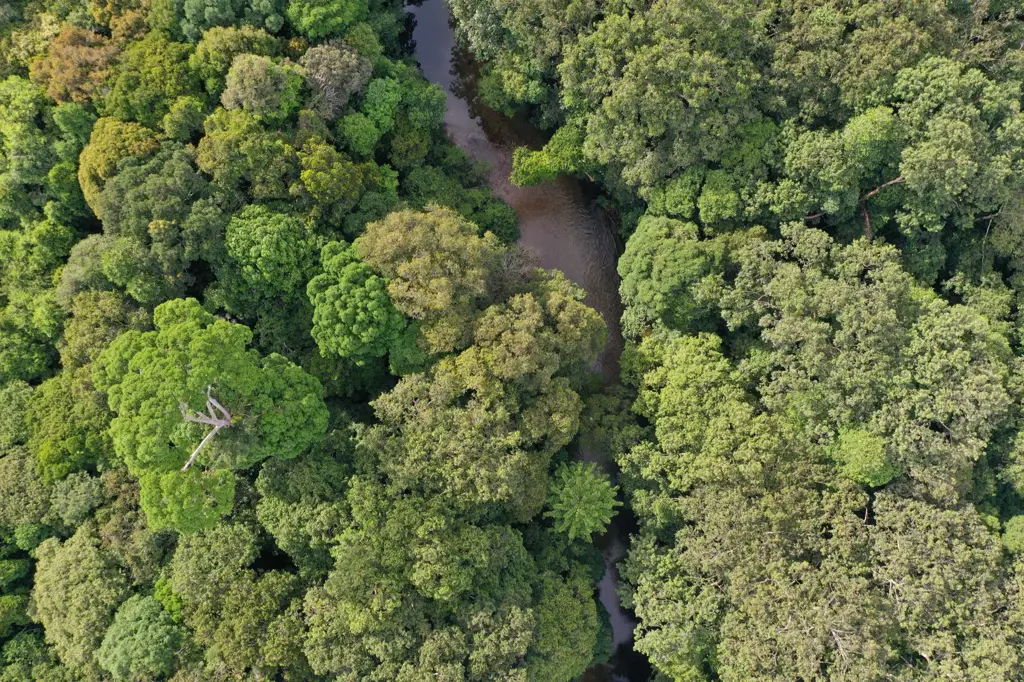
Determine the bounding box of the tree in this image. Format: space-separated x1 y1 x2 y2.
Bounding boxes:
87 0 147 36
617 215 708 337
0 218 78 386
833 428 900 488
339 111 381 157
714 225 1015 502
300 41 371 120
287 0 367 40
162 96 206 141
95 146 223 305
196 108 299 199
0 446 50 532
618 331 896 681
510 123 591 186
31 523 130 672
402 166 519 243
77 117 160 220
43 102 95 223
446 0 601 123
209 203 317 350
545 462 620 540
27 369 112 483
382 75 446 172
0 77 67 226
367 268 605 519
220 206 314 298
870 495 1020 680
616 223 1023 681
58 291 150 371
179 0 285 42
96 596 185 682
180 0 237 42
354 206 503 354
307 241 407 364
294 134 371 224
0 631 80 682
526 568 600 682
48 472 106 527
220 53 303 123
0 381 32 450
558 0 766 190
362 76 400 134
301 477 601 681
101 32 200 128
189 25 279 96
255 443 350 575
169 522 308 676
138 467 236 534
29 27 118 104
93 298 329 531
891 57 1024 236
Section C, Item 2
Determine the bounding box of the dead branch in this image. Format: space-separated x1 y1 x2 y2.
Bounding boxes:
180 387 232 471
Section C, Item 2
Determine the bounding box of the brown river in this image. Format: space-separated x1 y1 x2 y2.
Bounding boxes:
408 2 651 680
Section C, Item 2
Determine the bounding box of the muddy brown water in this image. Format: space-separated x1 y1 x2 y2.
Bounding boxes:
408 2 652 680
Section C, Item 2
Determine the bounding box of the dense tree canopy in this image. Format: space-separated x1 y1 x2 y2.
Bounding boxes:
93 298 329 530
32 523 130 674
4 5 585 681
11 0 1023 678
423 2 1024 679
354 205 505 354
96 595 184 681
307 240 407 364
615 227 1024 680
545 461 620 541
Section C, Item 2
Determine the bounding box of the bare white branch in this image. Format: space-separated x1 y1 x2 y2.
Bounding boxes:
180 388 232 471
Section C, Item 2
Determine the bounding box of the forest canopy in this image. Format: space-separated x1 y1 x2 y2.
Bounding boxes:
0 0 617 680
441 0 1024 678
4 0 1024 680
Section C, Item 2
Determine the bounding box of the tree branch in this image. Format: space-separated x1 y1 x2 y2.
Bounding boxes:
860 199 872 241
859 176 905 240
179 387 232 471
181 424 225 471
862 176 905 201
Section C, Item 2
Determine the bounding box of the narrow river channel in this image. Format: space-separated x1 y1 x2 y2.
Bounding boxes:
407 3 651 680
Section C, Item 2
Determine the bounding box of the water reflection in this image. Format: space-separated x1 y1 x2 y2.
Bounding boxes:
407 0 624 378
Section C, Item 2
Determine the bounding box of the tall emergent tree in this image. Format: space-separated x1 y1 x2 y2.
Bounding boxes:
93 298 329 532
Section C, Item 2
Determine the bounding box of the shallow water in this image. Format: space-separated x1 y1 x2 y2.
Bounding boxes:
408 3 649 680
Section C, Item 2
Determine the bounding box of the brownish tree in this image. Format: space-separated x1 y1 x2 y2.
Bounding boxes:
30 28 119 104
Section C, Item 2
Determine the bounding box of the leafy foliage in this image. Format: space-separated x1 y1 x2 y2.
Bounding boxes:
287 0 367 40
96 595 184 681
93 298 328 530
300 41 371 120
31 523 130 673
354 205 504 354
22 0 1024 678
616 225 1024 680
545 462 620 540
220 53 303 123
77 117 159 220
101 32 199 128
29 27 118 105
307 241 406 363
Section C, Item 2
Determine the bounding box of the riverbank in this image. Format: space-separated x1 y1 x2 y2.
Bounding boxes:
407 2 649 680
